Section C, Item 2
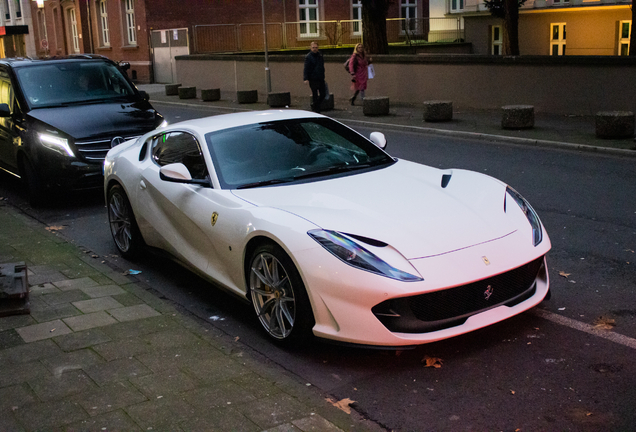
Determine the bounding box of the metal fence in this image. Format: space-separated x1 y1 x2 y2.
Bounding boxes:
193 17 462 54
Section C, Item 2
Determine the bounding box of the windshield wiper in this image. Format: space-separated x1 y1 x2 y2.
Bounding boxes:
236 177 296 189
292 162 375 180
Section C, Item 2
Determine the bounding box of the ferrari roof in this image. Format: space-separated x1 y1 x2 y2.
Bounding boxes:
167 110 325 134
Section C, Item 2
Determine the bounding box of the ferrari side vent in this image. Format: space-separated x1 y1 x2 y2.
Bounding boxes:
441 174 452 188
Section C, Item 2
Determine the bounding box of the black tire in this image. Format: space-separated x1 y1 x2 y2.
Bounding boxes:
21 158 47 207
107 184 144 259
248 243 315 345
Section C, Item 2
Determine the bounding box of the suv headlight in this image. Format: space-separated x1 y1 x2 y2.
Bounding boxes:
506 186 543 246
308 229 422 282
39 133 74 157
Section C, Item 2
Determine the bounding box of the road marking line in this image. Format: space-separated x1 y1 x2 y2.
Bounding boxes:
532 308 636 350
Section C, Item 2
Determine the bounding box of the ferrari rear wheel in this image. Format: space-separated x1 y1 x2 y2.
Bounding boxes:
107 184 143 259
249 244 314 344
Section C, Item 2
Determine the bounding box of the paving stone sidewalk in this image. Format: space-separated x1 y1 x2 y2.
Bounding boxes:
0 202 381 432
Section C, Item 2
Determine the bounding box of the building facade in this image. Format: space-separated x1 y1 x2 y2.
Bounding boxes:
27 0 431 83
1 0 36 58
441 0 632 55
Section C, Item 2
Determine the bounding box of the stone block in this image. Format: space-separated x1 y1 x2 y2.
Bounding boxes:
178 86 196 99
595 111 635 139
201 88 221 102
307 95 334 112
237 90 258 104
267 91 291 108
165 84 182 96
363 96 390 116
502 105 534 129
423 100 453 122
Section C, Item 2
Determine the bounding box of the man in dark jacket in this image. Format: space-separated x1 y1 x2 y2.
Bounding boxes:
303 42 326 113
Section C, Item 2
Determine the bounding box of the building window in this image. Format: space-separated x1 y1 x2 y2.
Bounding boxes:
450 0 464 13
552 0 569 4
619 20 631 56
124 0 136 45
550 23 566 56
3 0 10 20
299 0 319 37
352 0 361 35
37 9 47 43
491 25 502 55
67 7 80 52
14 0 20 18
98 0 110 47
401 0 417 32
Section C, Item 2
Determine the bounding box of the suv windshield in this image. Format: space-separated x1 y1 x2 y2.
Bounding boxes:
15 61 136 108
206 118 395 189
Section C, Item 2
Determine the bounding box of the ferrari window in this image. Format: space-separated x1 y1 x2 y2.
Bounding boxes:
206 118 395 189
152 131 208 180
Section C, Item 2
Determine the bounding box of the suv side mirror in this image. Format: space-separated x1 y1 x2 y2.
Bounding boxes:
118 61 131 71
0 103 11 118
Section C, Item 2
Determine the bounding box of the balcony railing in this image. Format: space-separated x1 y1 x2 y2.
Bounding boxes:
192 17 463 54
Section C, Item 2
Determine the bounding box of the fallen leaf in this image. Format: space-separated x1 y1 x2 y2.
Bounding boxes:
422 356 443 368
326 397 356 414
510 390 516 395
91 255 98 258
45 225 65 232
559 271 571 278
234 336 240 341
593 316 616 330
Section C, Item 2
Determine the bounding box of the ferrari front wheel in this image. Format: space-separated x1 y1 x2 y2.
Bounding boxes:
107 184 144 260
249 244 314 345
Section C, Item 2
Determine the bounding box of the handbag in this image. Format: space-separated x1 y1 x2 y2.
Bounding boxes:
368 64 375 79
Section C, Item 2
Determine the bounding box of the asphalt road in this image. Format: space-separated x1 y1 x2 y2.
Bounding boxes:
1 103 634 431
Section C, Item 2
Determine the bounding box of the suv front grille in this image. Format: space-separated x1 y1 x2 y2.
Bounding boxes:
372 256 545 333
75 135 139 162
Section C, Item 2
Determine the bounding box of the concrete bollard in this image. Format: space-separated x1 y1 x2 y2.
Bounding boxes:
502 105 534 129
363 97 390 116
423 100 453 122
201 88 221 102
306 95 334 112
165 83 182 96
237 90 258 104
178 86 196 99
595 111 635 139
267 92 291 108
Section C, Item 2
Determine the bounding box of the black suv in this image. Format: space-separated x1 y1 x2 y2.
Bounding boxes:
0 55 164 204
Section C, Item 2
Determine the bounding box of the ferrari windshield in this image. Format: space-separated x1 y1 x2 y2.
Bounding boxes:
15 61 136 108
205 118 395 189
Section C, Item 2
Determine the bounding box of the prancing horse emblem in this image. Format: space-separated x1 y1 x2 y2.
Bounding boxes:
211 212 219 226
484 285 494 300
482 256 490 266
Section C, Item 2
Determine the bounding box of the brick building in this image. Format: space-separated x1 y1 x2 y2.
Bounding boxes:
28 0 430 83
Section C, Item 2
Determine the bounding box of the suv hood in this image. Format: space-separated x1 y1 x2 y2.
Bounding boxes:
27 100 158 139
232 160 514 259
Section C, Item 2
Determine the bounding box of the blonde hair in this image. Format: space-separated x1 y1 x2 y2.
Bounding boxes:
352 43 365 57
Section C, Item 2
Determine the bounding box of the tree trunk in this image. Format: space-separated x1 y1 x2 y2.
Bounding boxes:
361 0 390 54
630 0 635 55
502 0 520 56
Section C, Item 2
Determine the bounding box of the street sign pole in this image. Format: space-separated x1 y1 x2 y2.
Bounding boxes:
261 0 272 94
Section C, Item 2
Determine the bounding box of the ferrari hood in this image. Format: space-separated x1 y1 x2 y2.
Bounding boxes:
232 159 514 259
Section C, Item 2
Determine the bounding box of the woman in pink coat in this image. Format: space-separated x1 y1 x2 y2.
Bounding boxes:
349 43 371 106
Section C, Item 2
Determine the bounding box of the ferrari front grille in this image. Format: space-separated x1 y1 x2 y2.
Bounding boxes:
372 256 545 333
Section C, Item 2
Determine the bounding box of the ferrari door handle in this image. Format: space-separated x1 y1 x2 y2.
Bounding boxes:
139 180 146 189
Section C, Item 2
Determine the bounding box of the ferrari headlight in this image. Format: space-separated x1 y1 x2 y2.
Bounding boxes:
506 186 542 246
308 229 423 282
39 133 74 157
